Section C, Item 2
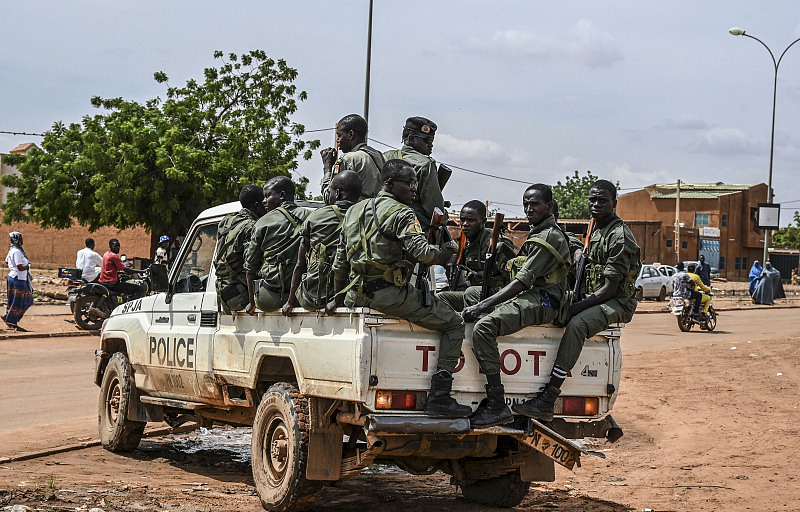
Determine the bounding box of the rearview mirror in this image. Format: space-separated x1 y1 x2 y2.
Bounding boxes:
149 264 170 293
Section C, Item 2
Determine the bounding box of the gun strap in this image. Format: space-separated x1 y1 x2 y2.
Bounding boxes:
262 207 308 261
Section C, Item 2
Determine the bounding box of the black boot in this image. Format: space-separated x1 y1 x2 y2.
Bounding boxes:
511 384 561 421
470 385 513 428
424 371 472 418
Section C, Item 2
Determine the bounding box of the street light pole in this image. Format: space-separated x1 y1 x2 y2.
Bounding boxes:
729 27 800 264
363 0 374 125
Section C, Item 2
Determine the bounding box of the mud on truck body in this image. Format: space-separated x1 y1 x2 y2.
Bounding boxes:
94 200 624 511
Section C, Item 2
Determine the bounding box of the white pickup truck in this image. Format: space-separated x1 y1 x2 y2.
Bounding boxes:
94 200 624 511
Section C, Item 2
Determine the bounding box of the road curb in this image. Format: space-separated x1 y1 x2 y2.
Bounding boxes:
0 424 199 464
0 330 95 341
635 303 800 314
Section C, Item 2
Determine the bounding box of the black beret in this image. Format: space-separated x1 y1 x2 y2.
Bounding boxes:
404 116 437 137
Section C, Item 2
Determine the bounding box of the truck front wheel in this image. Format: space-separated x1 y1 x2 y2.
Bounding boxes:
98 352 145 451
461 469 531 508
251 382 322 512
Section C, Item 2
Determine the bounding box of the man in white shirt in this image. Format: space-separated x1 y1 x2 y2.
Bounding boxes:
76 238 103 282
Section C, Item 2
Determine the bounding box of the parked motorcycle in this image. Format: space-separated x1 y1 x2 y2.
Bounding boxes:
671 293 717 332
58 267 85 314
73 272 151 331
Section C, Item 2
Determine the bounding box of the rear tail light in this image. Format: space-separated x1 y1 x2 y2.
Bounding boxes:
554 396 599 416
375 390 426 410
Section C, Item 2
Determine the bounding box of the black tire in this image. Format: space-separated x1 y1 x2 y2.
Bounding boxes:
74 295 108 331
251 382 322 512
677 308 693 332
657 286 666 301
98 352 145 452
635 286 644 302
705 307 717 332
461 470 531 508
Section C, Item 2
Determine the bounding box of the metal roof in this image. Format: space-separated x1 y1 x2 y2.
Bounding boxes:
646 182 757 200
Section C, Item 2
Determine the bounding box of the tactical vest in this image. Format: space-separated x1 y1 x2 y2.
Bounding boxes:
586 218 640 298
507 228 568 287
303 205 345 308
262 206 310 287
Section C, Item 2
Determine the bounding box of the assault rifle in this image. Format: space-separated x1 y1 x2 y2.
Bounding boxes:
480 213 505 300
416 207 453 307
449 232 468 290
571 219 595 305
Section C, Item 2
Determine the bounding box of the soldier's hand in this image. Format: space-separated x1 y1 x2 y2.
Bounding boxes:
321 147 336 168
245 302 257 316
324 298 340 316
438 240 459 265
462 304 482 323
281 302 294 317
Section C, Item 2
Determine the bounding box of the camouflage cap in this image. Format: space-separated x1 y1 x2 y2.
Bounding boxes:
403 116 437 137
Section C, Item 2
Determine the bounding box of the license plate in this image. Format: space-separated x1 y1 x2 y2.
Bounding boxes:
517 419 584 470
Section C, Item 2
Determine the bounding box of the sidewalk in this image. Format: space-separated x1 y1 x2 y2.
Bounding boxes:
0 303 87 340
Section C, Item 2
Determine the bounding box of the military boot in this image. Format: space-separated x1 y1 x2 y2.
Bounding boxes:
470 385 514 428
511 384 561 422
424 371 472 418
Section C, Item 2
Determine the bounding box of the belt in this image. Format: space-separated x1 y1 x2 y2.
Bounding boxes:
362 278 395 296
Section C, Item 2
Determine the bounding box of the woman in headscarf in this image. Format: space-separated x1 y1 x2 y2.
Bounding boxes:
5 231 33 331
748 260 763 297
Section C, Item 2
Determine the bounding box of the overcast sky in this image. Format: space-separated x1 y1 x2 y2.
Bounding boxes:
2 1 800 225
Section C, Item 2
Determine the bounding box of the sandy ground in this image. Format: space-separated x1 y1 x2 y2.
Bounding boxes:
1 308 799 511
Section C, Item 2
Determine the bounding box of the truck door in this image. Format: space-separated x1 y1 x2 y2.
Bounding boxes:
146 223 219 401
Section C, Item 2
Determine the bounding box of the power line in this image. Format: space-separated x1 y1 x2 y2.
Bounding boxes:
0 130 45 137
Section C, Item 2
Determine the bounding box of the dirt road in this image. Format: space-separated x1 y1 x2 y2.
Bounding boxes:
1 308 798 511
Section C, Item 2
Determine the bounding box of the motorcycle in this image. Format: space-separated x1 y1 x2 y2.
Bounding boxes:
73 270 151 331
670 293 717 332
58 267 86 314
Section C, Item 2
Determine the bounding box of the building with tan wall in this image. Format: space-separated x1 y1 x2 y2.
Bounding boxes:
616 182 769 280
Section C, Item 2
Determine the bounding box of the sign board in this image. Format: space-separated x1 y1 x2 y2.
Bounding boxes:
757 203 780 230
700 227 720 237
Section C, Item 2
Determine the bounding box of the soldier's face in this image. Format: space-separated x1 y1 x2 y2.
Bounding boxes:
252 195 267 217
263 186 284 212
336 127 357 153
460 207 485 239
588 187 615 220
389 168 418 205
523 189 551 226
409 134 434 155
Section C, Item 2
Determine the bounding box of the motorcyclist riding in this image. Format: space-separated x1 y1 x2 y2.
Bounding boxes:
98 238 147 298
686 263 711 320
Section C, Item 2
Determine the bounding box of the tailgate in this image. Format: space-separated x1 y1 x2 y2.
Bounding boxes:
369 317 620 418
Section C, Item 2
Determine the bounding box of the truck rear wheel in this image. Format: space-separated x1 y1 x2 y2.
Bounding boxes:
98 352 145 451
251 382 322 512
461 470 531 508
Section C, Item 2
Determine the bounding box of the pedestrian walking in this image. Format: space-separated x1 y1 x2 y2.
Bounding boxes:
5 231 33 331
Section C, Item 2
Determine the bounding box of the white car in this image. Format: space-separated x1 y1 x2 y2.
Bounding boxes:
635 264 670 301
655 264 677 295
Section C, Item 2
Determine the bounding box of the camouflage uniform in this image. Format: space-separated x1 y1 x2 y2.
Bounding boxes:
555 215 641 371
471 215 571 375
214 208 260 313
383 145 445 231
244 202 310 312
321 143 384 202
332 191 464 373
295 200 353 310
437 228 513 311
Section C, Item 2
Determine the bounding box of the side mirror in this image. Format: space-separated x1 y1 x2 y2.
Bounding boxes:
150 264 170 293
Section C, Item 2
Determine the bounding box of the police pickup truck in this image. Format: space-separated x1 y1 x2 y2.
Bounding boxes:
94 200 624 511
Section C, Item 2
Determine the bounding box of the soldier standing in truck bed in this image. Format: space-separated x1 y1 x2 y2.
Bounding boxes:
461 184 571 428
244 176 311 313
282 171 362 315
215 185 266 313
437 200 514 312
514 179 641 421
320 114 384 202
383 117 445 231
326 159 469 418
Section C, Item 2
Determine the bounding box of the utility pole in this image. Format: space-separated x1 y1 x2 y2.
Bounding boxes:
675 179 681 265
363 0 374 125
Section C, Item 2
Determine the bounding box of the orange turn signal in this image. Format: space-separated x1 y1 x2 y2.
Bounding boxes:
556 396 599 416
375 390 424 410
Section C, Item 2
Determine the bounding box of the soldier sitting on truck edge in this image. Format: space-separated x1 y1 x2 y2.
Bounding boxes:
437 200 514 312
214 184 266 314
320 114 384 203
244 176 311 314
515 179 641 421
552 199 586 291
461 184 572 428
383 117 446 232
282 171 362 316
326 159 470 418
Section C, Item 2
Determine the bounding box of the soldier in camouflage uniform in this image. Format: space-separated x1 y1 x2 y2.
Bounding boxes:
515 180 641 421
461 184 571 428
383 117 446 231
214 185 266 313
437 200 513 312
244 177 311 313
282 171 362 315
553 199 587 291
326 159 469 418
320 114 384 202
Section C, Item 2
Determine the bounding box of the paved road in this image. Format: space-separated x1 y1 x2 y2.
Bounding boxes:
0 307 796 458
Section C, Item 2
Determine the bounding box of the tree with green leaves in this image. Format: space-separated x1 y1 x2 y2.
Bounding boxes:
2 50 319 253
552 170 618 220
772 211 800 250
